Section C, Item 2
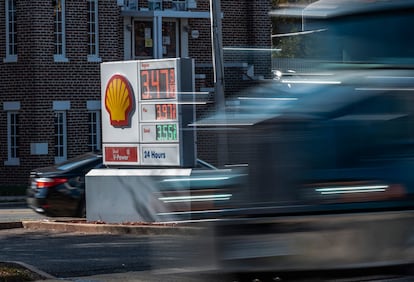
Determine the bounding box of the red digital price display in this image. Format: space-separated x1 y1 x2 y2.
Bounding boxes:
141 68 176 100
156 104 177 120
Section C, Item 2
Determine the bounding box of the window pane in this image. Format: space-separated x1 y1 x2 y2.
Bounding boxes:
54 0 64 56
87 0 98 56
8 112 19 159
6 0 17 56
134 21 154 58
88 111 101 151
162 21 177 58
54 112 66 158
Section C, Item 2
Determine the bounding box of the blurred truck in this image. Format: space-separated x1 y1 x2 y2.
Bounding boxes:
205 0 414 275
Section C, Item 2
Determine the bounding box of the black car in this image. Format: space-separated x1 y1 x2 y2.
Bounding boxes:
27 152 239 219
27 152 103 217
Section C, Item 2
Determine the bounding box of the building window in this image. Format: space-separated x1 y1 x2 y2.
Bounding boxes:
134 21 154 59
8 112 19 160
54 111 67 163
162 21 178 58
88 111 101 151
4 0 17 62
53 0 68 62
87 0 101 62
3 102 20 166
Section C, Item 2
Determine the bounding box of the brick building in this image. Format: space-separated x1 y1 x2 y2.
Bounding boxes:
0 0 271 185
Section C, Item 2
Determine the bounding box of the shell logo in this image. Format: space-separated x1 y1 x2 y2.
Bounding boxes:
105 74 134 127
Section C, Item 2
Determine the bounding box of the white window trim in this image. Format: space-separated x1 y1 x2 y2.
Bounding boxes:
87 55 102 63
53 100 70 111
54 55 69 63
4 0 17 63
3 101 21 166
54 0 69 62
87 0 101 62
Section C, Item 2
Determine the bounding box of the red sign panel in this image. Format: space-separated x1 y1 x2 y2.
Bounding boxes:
105 146 138 162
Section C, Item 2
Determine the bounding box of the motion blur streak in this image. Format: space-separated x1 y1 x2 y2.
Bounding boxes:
281 79 342 84
208 0 414 274
238 97 298 101
158 194 232 203
161 176 232 182
315 185 388 195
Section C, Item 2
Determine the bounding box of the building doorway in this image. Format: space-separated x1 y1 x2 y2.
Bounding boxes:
133 19 179 59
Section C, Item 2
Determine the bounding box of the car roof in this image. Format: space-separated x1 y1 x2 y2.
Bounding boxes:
270 0 414 19
53 152 102 171
304 0 414 18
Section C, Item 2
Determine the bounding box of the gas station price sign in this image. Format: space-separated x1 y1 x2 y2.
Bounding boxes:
101 58 196 167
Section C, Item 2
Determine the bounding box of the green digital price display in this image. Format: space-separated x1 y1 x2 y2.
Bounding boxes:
156 124 178 141
140 68 176 100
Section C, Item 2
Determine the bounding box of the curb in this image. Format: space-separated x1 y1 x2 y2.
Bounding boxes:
22 220 203 236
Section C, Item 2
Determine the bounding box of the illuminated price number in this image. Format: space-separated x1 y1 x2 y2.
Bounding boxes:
156 104 177 120
156 124 177 141
141 68 176 100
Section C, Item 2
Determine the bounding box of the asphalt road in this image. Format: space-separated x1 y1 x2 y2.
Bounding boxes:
0 206 228 281
0 226 218 279
2 206 414 281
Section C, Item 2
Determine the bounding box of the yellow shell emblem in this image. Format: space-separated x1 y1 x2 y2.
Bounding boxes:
105 75 134 127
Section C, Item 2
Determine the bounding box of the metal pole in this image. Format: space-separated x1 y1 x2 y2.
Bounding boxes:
209 0 225 112
210 0 228 166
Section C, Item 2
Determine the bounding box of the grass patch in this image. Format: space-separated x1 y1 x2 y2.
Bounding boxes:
0 262 45 281
0 185 26 197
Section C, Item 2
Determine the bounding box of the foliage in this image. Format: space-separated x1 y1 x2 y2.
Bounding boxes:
271 0 318 58
0 263 44 282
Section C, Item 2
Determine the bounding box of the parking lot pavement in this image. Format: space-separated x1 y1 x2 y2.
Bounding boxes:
1 219 218 282
0 197 216 281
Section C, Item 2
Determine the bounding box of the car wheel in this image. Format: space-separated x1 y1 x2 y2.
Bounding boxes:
77 199 86 218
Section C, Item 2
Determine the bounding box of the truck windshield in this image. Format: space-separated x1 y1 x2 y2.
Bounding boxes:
301 11 414 64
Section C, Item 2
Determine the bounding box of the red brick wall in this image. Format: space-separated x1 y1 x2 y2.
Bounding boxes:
0 1 124 185
0 0 272 185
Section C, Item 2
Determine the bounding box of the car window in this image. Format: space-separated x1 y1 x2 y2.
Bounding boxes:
303 11 414 64
326 93 414 167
